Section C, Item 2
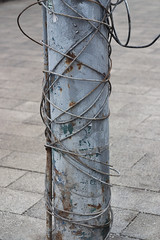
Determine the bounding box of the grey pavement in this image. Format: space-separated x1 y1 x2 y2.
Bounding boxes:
0 0 159 240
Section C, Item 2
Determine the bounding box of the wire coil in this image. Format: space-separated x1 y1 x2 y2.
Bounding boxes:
17 0 159 239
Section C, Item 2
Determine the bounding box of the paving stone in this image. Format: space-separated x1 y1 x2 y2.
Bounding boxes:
110 149 145 171
0 167 25 187
15 101 40 113
110 112 149 138
0 120 44 137
0 98 23 109
24 113 43 125
122 213 160 240
0 149 11 159
0 109 34 122
111 207 138 234
0 0 159 239
24 198 45 220
9 172 45 194
0 87 41 102
0 151 45 173
111 136 160 158
128 116 160 141
111 153 160 192
0 133 45 154
0 211 45 240
109 233 139 240
120 102 160 117
112 84 150 95
0 187 42 214
112 186 160 216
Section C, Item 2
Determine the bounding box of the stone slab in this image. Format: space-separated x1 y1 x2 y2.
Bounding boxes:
0 149 11 159
0 211 45 240
112 186 160 216
122 213 160 240
111 207 138 234
109 234 140 240
24 198 45 220
0 167 25 187
0 109 34 122
111 153 160 192
9 172 45 194
0 120 44 138
0 151 45 173
0 187 42 214
15 101 40 113
0 134 45 154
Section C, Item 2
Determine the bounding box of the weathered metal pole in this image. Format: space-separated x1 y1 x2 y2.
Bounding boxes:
44 0 111 239
42 5 52 240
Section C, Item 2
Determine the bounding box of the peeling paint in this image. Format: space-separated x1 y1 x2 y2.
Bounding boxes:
69 101 75 107
55 231 63 240
61 123 74 135
88 203 102 210
77 62 82 70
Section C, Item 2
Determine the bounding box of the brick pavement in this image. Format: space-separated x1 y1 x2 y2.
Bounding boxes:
0 0 159 239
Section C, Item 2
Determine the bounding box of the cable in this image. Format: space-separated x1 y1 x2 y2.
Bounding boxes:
17 0 159 239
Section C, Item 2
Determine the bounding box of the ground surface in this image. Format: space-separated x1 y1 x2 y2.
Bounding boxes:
0 0 159 239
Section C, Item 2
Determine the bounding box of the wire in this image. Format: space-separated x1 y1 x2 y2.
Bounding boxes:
17 0 159 239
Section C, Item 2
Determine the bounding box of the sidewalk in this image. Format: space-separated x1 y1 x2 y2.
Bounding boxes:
0 0 160 239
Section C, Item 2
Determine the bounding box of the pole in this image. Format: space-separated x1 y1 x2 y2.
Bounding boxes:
44 0 112 239
42 5 52 240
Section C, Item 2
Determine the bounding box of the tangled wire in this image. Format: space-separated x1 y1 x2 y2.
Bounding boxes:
17 0 159 239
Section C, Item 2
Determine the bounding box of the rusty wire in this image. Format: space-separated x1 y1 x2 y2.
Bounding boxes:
17 0 159 239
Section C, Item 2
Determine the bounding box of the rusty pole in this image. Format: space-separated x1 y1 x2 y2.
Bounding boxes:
42 5 52 240
44 0 111 239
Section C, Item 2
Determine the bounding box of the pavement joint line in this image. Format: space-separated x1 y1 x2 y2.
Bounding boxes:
22 121 42 126
14 99 40 103
21 196 44 216
143 87 153 95
0 209 45 221
112 206 139 213
130 153 147 168
0 147 45 156
135 114 152 126
6 185 45 195
5 171 28 188
121 212 140 234
122 136 160 143
112 184 160 194
0 151 13 161
120 233 146 240
0 165 45 175
0 186 43 196
0 133 43 140
111 206 160 217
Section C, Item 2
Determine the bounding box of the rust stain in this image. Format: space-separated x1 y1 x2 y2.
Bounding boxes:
77 62 82 70
66 52 76 65
55 231 63 240
66 66 73 73
69 224 75 230
54 136 58 141
102 185 105 193
60 87 62 92
69 101 75 107
53 192 56 199
68 83 70 88
65 52 76 73
88 203 102 210
73 230 83 236
55 168 62 176
59 190 72 218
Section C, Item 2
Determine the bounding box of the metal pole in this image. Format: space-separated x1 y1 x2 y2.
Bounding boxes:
45 0 111 239
42 5 52 240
